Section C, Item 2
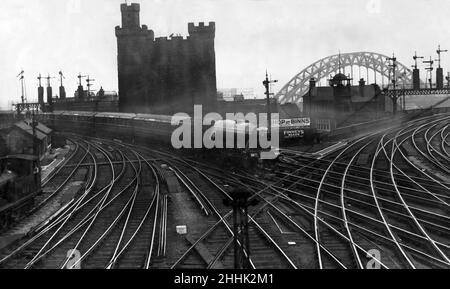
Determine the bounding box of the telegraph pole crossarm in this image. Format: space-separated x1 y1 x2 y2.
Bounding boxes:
387 54 399 115
263 71 278 132
59 71 65 87
436 45 448 68
413 51 424 69
423 57 434 89
17 70 25 106
86 76 96 98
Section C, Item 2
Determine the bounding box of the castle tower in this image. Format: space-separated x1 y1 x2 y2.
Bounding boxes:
115 3 217 115
187 22 217 111
116 3 154 113
121 3 140 29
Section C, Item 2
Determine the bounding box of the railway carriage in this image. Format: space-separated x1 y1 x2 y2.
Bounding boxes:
36 111 317 160
94 112 136 141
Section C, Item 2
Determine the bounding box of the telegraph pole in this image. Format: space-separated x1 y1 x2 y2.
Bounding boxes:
263 71 278 132
31 107 41 189
412 52 424 90
17 70 25 105
77 74 87 99
86 75 95 99
423 57 434 89
223 189 259 269
413 51 424 69
388 54 398 115
436 45 447 89
59 71 66 99
46 74 55 112
436 45 448 68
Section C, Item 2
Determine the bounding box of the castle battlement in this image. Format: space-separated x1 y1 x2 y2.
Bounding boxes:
115 25 155 39
188 22 216 36
121 3 140 12
154 36 188 43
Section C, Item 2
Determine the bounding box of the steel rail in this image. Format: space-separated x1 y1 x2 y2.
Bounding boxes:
22 141 102 268
314 134 377 268
66 149 142 269
24 141 116 269
106 154 160 269
387 126 450 264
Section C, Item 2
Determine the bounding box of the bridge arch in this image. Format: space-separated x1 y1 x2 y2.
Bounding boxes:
275 52 413 104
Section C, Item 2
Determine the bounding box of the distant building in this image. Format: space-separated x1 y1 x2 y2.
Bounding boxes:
116 3 217 115
218 88 255 102
233 94 245 102
217 98 278 116
1 121 52 159
52 89 119 113
218 88 238 101
303 75 387 132
216 98 302 120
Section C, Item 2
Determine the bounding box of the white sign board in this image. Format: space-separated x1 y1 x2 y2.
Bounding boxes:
176 225 187 235
273 118 311 128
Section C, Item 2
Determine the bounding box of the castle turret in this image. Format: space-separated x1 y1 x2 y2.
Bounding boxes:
188 22 216 38
121 3 140 29
116 3 155 113
187 22 217 110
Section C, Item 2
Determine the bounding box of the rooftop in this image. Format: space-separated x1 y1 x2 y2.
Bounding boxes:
13 121 47 141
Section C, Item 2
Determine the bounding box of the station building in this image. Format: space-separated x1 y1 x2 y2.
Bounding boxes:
303 73 389 132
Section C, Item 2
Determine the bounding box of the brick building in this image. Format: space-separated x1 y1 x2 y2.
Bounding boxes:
116 3 217 115
303 74 388 132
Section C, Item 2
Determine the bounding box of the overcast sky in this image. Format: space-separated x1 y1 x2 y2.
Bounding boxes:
1 0 450 109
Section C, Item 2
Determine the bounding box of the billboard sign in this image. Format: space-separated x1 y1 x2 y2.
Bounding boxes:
273 118 311 128
283 130 305 139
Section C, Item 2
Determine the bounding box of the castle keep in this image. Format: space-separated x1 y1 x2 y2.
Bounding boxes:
116 3 217 115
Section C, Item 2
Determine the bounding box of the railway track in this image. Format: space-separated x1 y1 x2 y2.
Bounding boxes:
1 113 449 269
274 113 450 269
0 139 161 269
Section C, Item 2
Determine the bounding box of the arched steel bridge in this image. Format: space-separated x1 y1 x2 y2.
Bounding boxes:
275 52 413 104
